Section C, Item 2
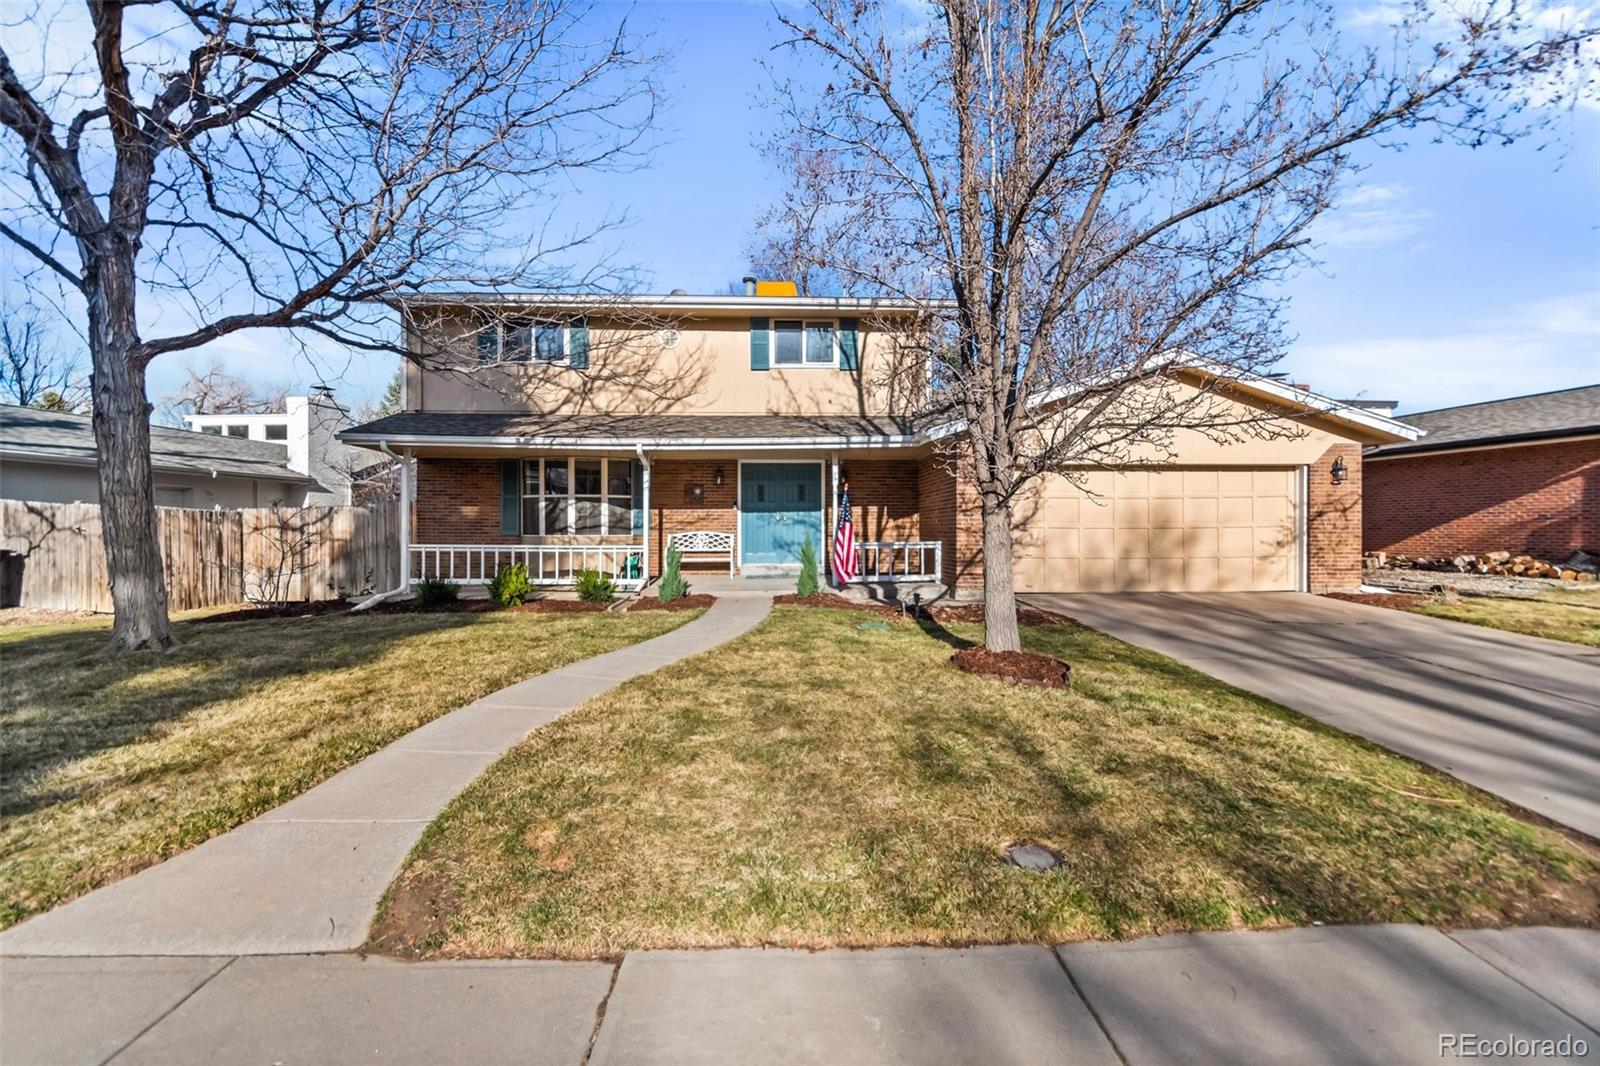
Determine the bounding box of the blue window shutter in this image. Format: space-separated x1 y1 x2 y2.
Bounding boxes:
500 460 520 535
569 319 589 369
750 317 770 371
838 317 859 371
477 321 498 364
630 459 644 534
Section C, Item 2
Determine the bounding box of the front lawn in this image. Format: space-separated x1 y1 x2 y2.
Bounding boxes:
0 605 700 928
373 606 1597 958
1405 588 1600 647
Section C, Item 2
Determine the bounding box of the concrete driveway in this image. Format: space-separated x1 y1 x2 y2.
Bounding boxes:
1024 592 1600 837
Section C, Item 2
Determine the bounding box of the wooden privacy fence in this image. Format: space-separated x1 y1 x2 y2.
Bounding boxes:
0 499 399 612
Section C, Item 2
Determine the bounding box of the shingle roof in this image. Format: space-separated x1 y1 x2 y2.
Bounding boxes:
0 405 310 482
1366 385 1600 458
340 411 921 444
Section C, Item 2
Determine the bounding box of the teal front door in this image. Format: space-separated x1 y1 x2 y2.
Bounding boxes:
740 463 824 567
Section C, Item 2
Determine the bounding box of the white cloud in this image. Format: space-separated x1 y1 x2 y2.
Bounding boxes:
1306 184 1430 250
1288 290 1600 410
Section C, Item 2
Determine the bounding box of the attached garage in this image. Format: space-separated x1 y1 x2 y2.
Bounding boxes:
1012 467 1302 593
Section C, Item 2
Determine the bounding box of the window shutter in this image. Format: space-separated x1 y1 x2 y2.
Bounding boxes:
477 321 498 364
749 317 770 371
569 319 589 369
630 459 644 535
838 318 859 371
500 460 520 535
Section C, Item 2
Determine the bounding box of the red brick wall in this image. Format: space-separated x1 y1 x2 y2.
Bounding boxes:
920 449 984 590
415 459 516 544
1364 438 1600 560
844 459 920 542
1308 444 1362 592
649 460 739 573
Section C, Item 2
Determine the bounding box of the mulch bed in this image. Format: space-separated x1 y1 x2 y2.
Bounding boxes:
773 593 904 620
628 594 717 612
193 600 356 624
508 599 609 613
922 603 1074 627
1324 592 1431 611
363 598 495 615
951 647 1071 688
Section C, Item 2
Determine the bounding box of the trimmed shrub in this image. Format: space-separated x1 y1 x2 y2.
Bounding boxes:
796 536 820 597
489 562 532 607
413 577 460 607
658 543 687 602
575 569 616 604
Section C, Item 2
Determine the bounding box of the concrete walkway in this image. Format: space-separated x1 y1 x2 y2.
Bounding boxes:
0 596 774 958
2 925 1594 1064
1026 592 1600 837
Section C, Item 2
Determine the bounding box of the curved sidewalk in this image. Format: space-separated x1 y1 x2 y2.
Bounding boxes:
0 596 773 958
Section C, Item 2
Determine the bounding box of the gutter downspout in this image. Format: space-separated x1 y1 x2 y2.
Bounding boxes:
352 440 411 610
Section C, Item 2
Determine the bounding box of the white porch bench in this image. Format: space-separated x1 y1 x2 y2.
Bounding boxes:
668 530 735 576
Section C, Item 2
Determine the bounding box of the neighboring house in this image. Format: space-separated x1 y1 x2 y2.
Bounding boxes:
0 404 311 508
183 387 375 505
1364 384 1600 561
339 283 1418 595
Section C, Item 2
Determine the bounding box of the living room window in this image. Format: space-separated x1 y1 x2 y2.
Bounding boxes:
773 319 837 366
521 458 633 535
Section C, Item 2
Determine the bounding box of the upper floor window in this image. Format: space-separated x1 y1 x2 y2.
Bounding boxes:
479 320 568 365
264 424 288 441
774 320 836 366
225 425 249 438
199 425 222 435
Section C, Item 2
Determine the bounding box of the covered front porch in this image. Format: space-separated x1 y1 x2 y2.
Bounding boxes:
401 450 949 593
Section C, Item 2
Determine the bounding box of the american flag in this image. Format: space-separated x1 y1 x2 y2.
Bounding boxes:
832 490 857 582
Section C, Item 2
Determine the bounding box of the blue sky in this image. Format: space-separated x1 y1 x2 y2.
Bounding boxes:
21 0 1600 417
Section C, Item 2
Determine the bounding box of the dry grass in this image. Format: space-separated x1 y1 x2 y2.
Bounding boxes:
0 606 700 928
375 606 1598 958
1405 588 1600 647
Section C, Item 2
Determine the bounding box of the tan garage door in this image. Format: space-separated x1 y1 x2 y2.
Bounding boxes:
1013 468 1300 592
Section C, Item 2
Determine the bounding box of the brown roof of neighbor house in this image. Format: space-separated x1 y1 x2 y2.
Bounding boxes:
1365 384 1600 458
340 411 922 446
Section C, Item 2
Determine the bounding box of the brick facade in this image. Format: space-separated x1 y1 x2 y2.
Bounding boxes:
415 448 1372 592
1364 438 1600 560
648 459 739 573
415 458 515 544
1307 443 1362 592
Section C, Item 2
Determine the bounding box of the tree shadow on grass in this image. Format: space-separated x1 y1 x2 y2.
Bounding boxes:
0 611 489 818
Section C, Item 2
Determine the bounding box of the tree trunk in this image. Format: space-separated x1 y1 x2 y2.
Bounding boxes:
979 491 1021 652
87 251 176 651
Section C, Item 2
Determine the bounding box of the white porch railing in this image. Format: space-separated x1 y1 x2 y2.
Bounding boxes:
411 544 646 591
849 541 943 583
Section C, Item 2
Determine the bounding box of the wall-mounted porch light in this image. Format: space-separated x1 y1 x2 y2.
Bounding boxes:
713 466 725 487
1330 457 1348 485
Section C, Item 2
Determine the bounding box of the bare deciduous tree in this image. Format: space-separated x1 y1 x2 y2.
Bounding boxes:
1 0 658 650
770 0 1596 652
0 301 84 409
745 144 845 296
158 359 289 424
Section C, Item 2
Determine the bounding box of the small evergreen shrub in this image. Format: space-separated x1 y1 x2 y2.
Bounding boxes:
575 569 616 604
796 536 820 597
658 543 687 602
488 562 532 607
413 577 460 607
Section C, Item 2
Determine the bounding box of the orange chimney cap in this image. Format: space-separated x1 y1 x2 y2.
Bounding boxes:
754 280 799 297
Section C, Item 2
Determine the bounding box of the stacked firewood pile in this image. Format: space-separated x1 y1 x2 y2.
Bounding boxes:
1365 550 1598 581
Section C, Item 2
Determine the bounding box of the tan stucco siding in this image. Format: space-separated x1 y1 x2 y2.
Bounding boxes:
404 308 925 417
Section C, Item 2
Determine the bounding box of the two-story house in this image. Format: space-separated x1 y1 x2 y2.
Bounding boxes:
339 280 1419 596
